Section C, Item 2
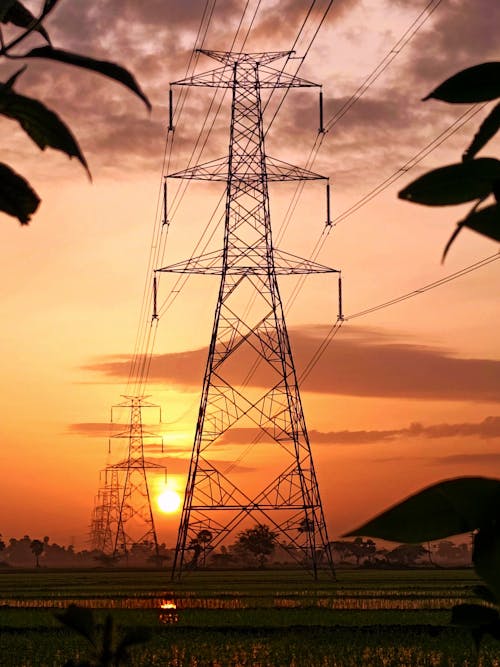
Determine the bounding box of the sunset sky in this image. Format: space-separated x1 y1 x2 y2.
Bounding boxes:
0 0 498 549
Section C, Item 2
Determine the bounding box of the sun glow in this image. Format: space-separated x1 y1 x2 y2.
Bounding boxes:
157 489 182 514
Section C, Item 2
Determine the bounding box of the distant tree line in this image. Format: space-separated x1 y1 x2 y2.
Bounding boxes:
0 528 472 569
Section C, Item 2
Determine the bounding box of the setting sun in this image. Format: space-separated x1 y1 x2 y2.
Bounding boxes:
157 489 182 514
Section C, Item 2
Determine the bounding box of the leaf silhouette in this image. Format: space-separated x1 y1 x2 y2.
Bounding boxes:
24 46 151 110
55 605 96 647
442 202 500 262
464 103 500 160
0 87 89 176
474 527 500 603
0 162 40 223
2 1 51 43
398 158 500 206
344 477 500 543
423 62 500 103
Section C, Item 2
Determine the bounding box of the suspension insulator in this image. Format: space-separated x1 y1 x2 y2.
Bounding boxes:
168 88 174 132
162 180 169 227
153 274 158 320
338 274 344 321
325 182 332 227
319 90 325 133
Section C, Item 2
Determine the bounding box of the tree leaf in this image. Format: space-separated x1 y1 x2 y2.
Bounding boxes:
474 527 500 602
0 88 89 176
4 65 27 89
0 161 40 223
0 0 17 22
441 201 499 262
2 1 51 44
464 103 500 160
462 203 500 241
398 158 500 206
42 0 60 15
55 605 96 646
344 477 500 543
423 62 500 103
24 46 151 110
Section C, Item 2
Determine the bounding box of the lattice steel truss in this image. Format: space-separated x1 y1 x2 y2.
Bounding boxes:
161 50 339 579
108 396 165 558
89 467 123 554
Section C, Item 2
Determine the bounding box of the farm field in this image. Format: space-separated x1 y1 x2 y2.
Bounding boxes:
1 568 499 666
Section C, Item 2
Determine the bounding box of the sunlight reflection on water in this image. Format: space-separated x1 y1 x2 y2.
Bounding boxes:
0 593 464 611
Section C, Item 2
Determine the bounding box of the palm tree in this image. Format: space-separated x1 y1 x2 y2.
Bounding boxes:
30 539 44 568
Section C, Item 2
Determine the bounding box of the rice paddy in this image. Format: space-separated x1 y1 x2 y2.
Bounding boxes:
0 568 499 666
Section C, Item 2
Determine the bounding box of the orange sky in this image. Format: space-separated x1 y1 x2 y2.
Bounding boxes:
0 0 499 549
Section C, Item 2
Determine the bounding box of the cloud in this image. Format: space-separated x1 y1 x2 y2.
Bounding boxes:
402 0 500 87
214 416 500 446
248 0 360 44
83 325 500 402
67 422 125 437
431 453 500 466
11 0 497 185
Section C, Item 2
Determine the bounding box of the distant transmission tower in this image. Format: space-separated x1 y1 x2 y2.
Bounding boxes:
159 51 339 579
106 396 165 558
89 467 122 554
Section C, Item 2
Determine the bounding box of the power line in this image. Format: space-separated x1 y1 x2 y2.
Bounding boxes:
324 0 443 132
344 252 500 321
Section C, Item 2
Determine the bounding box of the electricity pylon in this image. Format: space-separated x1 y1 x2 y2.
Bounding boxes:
108 396 165 559
89 467 123 554
159 50 339 579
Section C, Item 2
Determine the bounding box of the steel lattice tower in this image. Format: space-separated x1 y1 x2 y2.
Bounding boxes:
108 396 165 558
159 50 339 579
89 467 123 554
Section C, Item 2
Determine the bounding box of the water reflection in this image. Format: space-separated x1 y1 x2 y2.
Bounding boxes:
0 591 467 612
159 597 179 624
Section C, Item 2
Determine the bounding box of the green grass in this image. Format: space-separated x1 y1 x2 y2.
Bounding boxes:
1 568 498 666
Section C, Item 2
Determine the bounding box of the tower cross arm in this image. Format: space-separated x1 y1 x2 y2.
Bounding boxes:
168 155 326 182
172 65 319 90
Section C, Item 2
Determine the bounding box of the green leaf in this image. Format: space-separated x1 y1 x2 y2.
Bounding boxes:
0 88 89 176
0 161 40 223
398 158 500 206
2 1 51 44
55 605 96 646
24 46 151 110
474 527 500 602
423 62 500 103
464 103 500 160
344 477 500 543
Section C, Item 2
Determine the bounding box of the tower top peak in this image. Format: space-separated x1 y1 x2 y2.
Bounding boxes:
197 49 294 66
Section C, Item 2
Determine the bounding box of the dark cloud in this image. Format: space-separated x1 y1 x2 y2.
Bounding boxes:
10 0 496 183
401 0 500 88
83 325 500 402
